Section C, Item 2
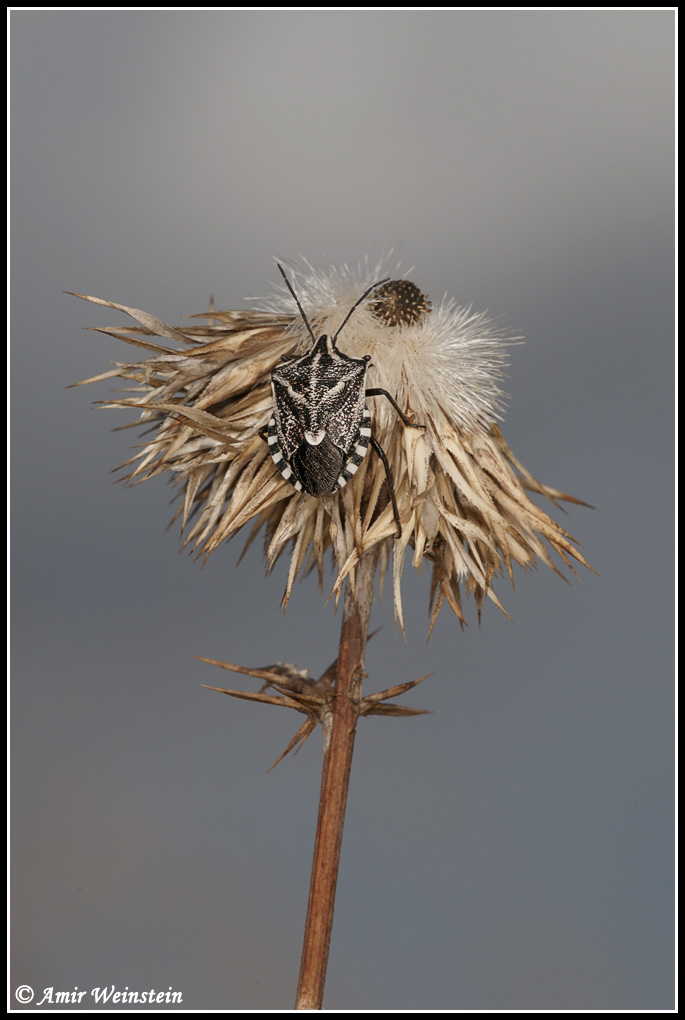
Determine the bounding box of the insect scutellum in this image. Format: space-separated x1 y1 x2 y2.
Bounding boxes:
258 264 424 538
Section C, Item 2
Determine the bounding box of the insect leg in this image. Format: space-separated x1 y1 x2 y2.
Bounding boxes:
366 389 425 429
369 434 403 539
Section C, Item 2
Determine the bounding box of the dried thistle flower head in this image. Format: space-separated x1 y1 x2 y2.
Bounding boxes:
72 258 592 632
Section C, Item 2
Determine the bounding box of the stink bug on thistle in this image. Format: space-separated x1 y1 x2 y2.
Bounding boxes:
260 264 425 539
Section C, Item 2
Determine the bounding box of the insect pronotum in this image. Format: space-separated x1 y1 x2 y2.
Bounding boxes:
259 264 424 539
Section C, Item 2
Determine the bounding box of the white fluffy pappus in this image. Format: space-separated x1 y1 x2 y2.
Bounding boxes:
258 258 515 433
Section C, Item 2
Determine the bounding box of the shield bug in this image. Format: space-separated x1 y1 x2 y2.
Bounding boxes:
260 264 424 538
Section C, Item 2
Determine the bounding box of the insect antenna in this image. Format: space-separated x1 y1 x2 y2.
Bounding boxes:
277 263 318 345
331 277 390 343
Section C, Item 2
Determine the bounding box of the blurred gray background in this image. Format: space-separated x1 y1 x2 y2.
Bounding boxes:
10 11 674 1011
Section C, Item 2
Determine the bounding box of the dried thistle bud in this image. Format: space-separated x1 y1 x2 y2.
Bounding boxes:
369 279 432 327
72 258 592 633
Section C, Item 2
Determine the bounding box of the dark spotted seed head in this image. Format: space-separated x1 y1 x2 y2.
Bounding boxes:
369 279 432 327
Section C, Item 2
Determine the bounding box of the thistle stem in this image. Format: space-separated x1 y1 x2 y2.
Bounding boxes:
295 550 379 1010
